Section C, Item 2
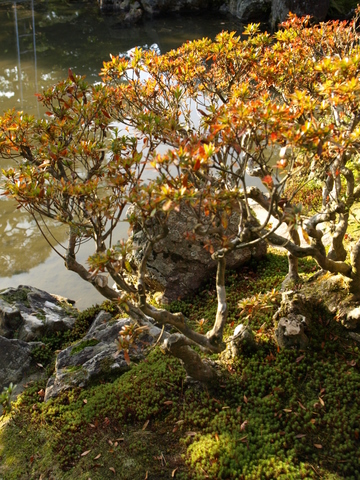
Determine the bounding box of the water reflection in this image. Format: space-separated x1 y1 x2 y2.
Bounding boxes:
0 0 243 308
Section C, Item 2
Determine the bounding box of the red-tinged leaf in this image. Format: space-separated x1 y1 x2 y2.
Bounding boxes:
262 175 274 189
296 354 305 363
123 350 131 365
215 433 219 442
109 467 116 474
101 109 111 119
37 389 45 397
172 468 178 478
243 395 248 404
142 419 149 430
81 450 91 457
45 112 53 116
270 132 277 141
314 444 323 449
194 158 201 171
30 455 34 464
94 453 101 460
240 420 248 431
295 434 306 439
172 425 178 433
68 68 75 82
298 401 307 410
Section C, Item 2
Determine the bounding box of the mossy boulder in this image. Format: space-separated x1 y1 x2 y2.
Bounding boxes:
44 311 154 401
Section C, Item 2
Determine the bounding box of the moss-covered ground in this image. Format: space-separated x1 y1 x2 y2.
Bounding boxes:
0 250 360 479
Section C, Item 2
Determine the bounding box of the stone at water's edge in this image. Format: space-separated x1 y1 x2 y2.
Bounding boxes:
229 0 272 22
44 311 155 401
270 0 330 29
0 286 77 342
131 205 267 303
0 336 44 392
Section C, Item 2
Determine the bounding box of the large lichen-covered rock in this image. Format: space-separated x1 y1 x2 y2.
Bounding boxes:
271 0 330 30
0 286 77 342
44 311 154 401
131 205 267 303
229 0 272 22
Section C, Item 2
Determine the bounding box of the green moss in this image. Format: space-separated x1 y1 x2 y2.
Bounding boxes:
70 339 100 356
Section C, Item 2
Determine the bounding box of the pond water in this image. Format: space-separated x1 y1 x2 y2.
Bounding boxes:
0 0 244 309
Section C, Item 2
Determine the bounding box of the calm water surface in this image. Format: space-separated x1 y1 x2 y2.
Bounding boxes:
0 0 243 308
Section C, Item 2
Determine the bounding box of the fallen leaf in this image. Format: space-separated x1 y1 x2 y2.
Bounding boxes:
240 420 248 431
114 442 118 447
347 360 356 367
185 431 197 437
142 420 149 431
89 424 96 428
37 389 45 398
314 444 323 449
83 399 88 404
295 434 306 439
240 435 248 442
94 454 101 460
144 471 148 479
215 433 219 442
296 355 305 363
319 397 325 407
163 401 173 405
310 419 316 424
116 438 124 442
298 401 307 410
108 440 113 446
109 467 116 473
36 363 44 368
243 395 248 404
283 409 292 413
172 468 178 477
81 450 91 457
30 455 34 464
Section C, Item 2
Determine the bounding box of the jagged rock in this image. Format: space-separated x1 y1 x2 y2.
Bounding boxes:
0 336 44 391
130 204 267 303
229 0 272 22
275 313 309 349
0 286 77 342
44 311 154 401
270 0 330 30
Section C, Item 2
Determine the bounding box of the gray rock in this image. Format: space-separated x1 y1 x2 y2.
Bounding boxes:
224 323 256 359
275 313 309 349
229 0 272 22
130 204 267 303
44 312 154 401
0 336 44 391
0 286 77 342
271 0 330 30
344 307 360 330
